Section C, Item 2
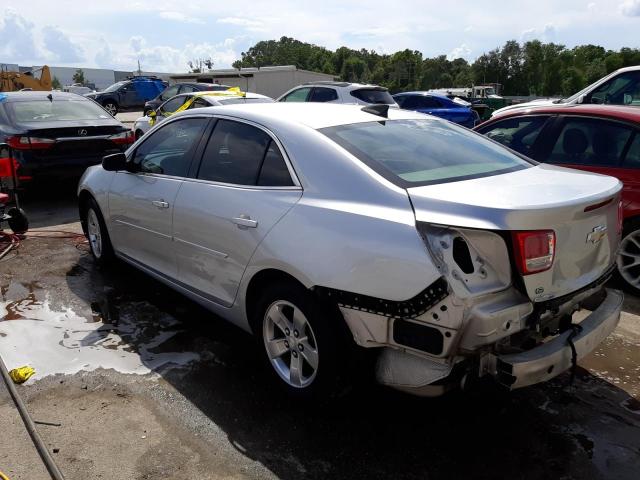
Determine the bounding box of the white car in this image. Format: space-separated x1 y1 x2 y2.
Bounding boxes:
79 102 622 399
133 90 273 138
278 81 399 107
492 65 640 117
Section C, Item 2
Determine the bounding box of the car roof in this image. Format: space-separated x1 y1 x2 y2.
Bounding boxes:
393 91 451 99
300 81 388 91
173 102 429 130
175 91 270 100
487 104 640 124
0 91 90 102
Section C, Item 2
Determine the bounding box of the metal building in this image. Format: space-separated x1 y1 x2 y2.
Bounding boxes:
170 65 337 99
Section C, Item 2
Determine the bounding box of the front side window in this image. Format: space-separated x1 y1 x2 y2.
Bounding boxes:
321 119 532 187
588 71 640 105
478 116 550 157
309 87 338 102
133 118 207 177
180 85 196 93
198 119 292 186
102 81 127 93
350 88 395 105
160 85 180 101
188 98 212 109
159 96 188 115
546 117 634 166
281 88 311 102
623 134 640 168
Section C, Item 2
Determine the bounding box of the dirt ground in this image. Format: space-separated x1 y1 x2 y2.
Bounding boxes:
0 192 639 480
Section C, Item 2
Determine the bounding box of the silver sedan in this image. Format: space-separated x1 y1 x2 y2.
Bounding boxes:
78 103 623 398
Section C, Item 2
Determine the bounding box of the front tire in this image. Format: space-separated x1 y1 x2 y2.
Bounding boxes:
254 281 344 399
103 102 118 116
84 198 115 266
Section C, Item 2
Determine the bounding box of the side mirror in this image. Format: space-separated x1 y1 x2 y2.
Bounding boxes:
102 153 128 171
0 142 10 160
148 110 157 118
576 94 586 104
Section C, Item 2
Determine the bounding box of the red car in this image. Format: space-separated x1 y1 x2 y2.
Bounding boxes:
475 104 640 291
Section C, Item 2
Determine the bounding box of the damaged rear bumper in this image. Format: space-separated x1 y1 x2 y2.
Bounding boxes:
489 288 623 389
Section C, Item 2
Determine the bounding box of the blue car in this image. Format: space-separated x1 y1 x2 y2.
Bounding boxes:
393 92 478 128
84 76 168 116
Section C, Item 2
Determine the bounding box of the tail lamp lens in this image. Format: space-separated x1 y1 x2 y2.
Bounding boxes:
512 230 555 275
6 135 55 149
109 130 135 145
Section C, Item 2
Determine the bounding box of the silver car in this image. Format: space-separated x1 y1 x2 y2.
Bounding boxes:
78 103 623 398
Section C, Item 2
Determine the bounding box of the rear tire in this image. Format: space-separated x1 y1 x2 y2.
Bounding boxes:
103 102 118 116
84 198 115 266
253 281 347 400
616 219 640 293
7 207 28 234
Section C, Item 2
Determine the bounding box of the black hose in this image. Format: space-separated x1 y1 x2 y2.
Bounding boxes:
0 354 65 480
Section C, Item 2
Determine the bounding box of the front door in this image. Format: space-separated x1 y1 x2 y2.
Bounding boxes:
108 117 209 278
173 118 302 306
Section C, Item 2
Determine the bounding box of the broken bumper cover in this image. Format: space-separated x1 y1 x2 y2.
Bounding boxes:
491 288 623 389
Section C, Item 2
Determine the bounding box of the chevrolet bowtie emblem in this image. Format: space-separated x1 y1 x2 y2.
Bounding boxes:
587 225 607 244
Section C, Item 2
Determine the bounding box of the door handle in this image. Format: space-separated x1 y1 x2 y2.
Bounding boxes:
232 215 258 228
152 200 169 209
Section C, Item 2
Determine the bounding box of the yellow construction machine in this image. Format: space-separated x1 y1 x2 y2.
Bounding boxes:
0 65 52 92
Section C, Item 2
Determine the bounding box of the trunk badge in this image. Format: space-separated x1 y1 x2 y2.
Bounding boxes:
587 225 607 244
78 129 88 136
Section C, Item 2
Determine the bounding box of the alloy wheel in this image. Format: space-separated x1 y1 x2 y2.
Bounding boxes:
617 228 640 288
263 300 319 388
87 208 102 259
104 103 117 116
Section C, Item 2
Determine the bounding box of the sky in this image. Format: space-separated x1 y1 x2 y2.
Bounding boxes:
0 0 639 73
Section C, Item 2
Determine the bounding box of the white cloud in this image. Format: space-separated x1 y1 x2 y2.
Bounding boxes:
520 23 557 43
448 43 472 60
42 26 84 63
217 17 266 31
620 0 640 16
0 9 40 61
159 11 205 24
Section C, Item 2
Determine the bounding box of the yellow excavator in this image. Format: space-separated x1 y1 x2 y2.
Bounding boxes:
0 65 52 92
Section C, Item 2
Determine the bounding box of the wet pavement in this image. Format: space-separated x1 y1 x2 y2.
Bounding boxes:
0 195 639 479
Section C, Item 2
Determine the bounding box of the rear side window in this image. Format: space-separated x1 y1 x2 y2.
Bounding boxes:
133 118 207 177
478 116 549 157
198 120 293 186
7 99 112 123
350 88 395 105
321 119 532 187
546 117 634 166
187 98 211 109
400 96 442 110
281 88 311 102
309 87 338 102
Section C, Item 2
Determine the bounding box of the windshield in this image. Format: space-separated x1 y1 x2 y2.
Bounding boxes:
101 81 127 93
217 97 274 105
7 98 113 123
560 74 613 103
321 119 532 187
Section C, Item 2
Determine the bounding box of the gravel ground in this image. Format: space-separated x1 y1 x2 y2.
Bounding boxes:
0 193 639 480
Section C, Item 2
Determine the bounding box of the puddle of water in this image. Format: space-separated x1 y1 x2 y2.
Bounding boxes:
0 288 200 381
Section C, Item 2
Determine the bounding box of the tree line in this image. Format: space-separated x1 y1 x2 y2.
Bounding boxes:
232 37 640 97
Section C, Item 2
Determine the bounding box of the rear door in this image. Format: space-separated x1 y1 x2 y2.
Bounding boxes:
173 118 302 306
108 117 210 278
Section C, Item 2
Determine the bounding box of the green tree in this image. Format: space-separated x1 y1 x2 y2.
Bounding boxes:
72 69 85 85
51 76 62 90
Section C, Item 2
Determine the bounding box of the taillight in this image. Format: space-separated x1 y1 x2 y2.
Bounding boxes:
511 230 555 275
109 130 135 145
6 135 55 150
618 201 624 235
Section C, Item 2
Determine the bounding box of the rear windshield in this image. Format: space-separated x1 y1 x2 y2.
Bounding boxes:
321 119 533 187
350 88 395 105
217 97 274 105
6 99 112 123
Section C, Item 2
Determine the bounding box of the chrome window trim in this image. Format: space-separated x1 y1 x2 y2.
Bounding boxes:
128 113 302 189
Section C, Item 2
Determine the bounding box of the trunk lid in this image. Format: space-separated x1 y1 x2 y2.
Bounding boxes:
409 164 622 301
